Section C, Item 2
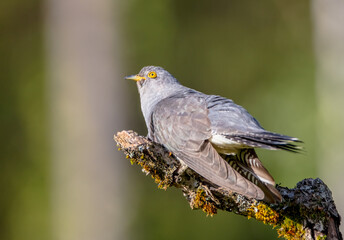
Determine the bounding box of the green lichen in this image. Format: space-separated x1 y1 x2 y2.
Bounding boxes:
300 205 327 226
316 234 327 240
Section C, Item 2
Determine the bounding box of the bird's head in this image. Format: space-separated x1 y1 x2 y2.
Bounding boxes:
125 66 179 92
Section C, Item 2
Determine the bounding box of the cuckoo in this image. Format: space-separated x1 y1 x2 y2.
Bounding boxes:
126 66 301 203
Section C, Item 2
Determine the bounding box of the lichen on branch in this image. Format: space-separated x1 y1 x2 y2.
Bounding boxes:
114 130 342 240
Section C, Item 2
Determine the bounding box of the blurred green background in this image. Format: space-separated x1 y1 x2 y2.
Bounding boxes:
1 0 343 239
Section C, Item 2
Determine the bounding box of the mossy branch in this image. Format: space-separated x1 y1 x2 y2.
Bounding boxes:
114 130 342 240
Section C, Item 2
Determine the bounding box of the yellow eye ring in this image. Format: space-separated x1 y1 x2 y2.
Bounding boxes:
148 71 157 78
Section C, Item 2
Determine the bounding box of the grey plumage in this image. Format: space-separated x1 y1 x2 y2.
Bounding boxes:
126 66 301 203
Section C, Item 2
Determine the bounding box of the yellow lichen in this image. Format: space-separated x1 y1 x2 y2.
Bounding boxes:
127 153 171 190
154 175 161 184
246 203 307 239
151 171 170 190
247 203 279 225
192 189 217 216
142 164 151 173
277 218 305 240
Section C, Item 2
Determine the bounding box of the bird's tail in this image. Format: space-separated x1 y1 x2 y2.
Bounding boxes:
222 150 282 203
230 131 303 153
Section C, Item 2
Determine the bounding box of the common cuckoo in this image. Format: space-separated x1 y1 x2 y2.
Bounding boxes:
126 66 301 203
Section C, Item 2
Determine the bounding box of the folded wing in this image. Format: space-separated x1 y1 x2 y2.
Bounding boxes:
150 93 266 200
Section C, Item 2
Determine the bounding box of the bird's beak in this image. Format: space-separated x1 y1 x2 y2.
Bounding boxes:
125 74 146 82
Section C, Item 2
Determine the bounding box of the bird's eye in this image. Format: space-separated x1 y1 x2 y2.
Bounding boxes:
148 71 157 79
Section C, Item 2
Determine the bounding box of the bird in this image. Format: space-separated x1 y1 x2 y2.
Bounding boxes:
126 66 301 203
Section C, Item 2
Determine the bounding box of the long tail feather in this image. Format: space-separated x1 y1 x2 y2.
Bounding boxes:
229 131 303 153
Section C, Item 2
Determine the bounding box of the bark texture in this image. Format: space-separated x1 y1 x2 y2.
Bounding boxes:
115 130 342 240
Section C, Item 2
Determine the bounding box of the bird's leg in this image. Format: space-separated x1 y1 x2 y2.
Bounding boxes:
177 161 189 175
199 184 220 205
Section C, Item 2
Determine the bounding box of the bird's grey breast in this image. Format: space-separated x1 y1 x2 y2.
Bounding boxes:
138 81 194 135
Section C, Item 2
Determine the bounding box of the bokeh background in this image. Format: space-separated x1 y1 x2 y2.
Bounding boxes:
1 0 343 239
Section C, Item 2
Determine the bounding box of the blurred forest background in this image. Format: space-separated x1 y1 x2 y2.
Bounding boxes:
1 0 343 239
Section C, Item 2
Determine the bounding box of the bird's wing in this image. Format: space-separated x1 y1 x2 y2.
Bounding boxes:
206 95 301 152
150 93 265 200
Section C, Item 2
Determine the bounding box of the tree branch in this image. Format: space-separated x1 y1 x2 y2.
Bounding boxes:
114 130 342 240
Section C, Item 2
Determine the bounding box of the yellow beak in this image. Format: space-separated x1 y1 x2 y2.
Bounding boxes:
125 74 146 82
